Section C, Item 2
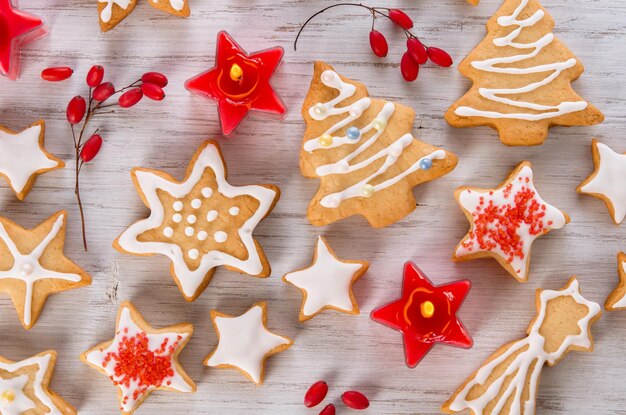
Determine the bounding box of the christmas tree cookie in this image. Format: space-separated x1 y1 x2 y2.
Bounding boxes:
446 0 603 146
300 61 457 227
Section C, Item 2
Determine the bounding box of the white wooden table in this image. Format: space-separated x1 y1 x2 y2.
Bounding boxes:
1 0 625 414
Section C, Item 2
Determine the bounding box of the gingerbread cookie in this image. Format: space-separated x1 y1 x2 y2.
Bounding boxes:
283 236 368 322
300 61 458 228
0 350 76 415
0 121 64 200
98 0 190 32
578 139 626 225
466 0 479 4
604 252 626 311
442 277 601 415
445 0 604 146
114 140 280 301
81 301 196 415
205 302 293 385
0 211 91 329
453 161 568 282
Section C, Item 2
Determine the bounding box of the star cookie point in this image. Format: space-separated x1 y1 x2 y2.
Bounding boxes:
604 252 626 311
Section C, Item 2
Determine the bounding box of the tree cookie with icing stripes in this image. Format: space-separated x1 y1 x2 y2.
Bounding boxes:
0 350 76 415
300 61 458 228
283 236 369 322
446 0 603 146
0 211 91 329
453 161 569 282
114 140 280 301
0 120 64 200
98 0 190 32
81 301 196 415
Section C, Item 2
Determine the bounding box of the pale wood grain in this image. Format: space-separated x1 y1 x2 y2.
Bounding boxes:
0 0 625 414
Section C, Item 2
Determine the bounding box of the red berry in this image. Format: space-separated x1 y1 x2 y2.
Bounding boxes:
141 72 168 88
427 47 453 67
141 82 165 101
407 37 428 65
341 391 370 410
86 65 104 88
66 96 86 125
41 67 73 82
401 52 420 82
369 30 388 58
118 88 143 108
388 9 413 29
92 82 116 102
304 381 328 408
80 134 103 163
319 404 336 415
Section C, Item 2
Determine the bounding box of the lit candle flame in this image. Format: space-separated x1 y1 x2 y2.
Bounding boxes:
420 301 435 318
229 63 243 82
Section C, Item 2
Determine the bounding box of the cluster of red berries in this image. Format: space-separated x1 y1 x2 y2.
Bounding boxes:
304 380 370 414
295 4 453 82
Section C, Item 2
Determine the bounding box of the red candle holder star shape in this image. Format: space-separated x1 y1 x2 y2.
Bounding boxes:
371 262 473 367
0 0 47 80
185 31 286 136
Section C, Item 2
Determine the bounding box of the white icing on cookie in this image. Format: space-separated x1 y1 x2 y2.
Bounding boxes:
455 0 588 120
172 213 182 223
184 227 194 237
173 201 183 211
0 214 82 326
610 260 626 309
284 237 365 317
202 187 213 198
206 210 218 222
191 199 201 209
229 207 240 216
214 231 227 243
0 375 35 415
98 0 132 23
187 215 197 224
163 227 174 237
152 0 185 11
206 305 292 384
197 231 208 241
0 123 60 195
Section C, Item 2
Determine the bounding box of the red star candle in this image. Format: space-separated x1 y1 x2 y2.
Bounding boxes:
185 31 286 135
0 0 47 80
371 262 473 367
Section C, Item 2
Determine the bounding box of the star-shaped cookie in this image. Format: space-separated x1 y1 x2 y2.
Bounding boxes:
604 252 626 311
578 139 626 225
114 140 280 301
453 162 569 282
0 350 76 415
98 0 190 32
81 301 196 415
0 211 91 329
283 236 369 321
0 121 64 200
205 302 293 385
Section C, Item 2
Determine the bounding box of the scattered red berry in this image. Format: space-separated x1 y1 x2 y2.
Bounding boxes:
41 67 73 82
141 72 168 88
92 82 116 102
388 9 413 29
118 88 143 108
304 381 328 408
80 134 103 163
141 82 165 101
319 404 336 415
66 96 86 125
407 37 428 65
342 391 370 410
86 65 104 88
427 47 453 67
401 52 419 82
369 30 388 58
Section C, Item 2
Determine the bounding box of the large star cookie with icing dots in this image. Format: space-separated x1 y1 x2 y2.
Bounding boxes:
114 140 280 302
0 121 64 200
81 301 196 415
283 236 369 322
453 161 569 282
578 140 626 225
604 252 626 311
0 211 91 329
205 302 293 385
98 0 190 32
0 350 76 415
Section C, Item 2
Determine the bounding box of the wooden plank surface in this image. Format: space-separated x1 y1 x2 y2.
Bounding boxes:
1 0 625 414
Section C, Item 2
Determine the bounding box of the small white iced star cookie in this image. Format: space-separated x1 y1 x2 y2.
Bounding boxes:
205 303 293 385
578 139 626 225
283 236 369 322
0 350 76 415
114 140 280 302
0 121 64 200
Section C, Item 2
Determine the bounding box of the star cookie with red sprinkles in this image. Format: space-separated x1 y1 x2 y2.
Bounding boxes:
81 301 196 415
453 161 569 282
